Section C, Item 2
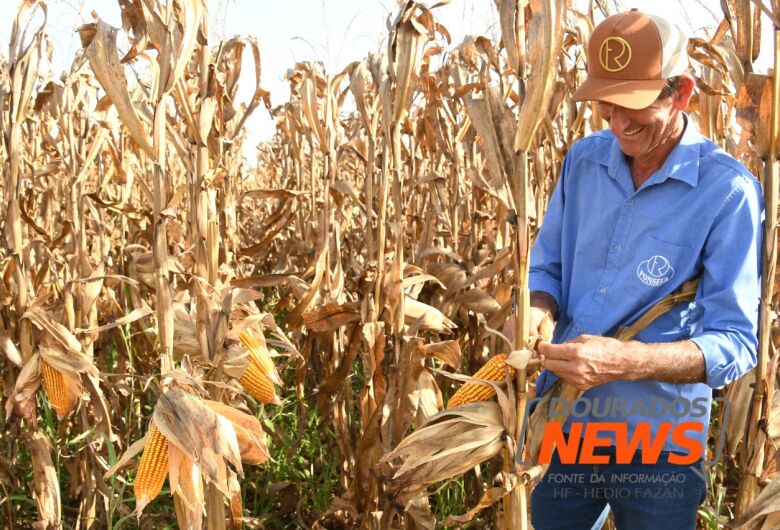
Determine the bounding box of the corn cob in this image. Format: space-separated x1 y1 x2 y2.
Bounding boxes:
447 354 515 408
239 356 278 404
40 359 74 417
239 331 276 378
134 424 169 503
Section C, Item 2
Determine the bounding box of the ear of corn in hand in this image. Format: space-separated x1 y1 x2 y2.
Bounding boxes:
446 353 515 408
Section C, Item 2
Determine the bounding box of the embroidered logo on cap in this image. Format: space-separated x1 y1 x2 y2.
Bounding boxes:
600 37 632 72
637 255 674 287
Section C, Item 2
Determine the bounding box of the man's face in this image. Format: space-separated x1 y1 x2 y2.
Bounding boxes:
596 96 680 159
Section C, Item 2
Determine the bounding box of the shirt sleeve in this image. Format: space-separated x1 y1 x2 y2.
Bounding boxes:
528 153 569 308
689 175 763 389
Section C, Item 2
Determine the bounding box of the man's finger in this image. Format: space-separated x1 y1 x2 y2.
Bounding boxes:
537 342 573 360
542 358 572 378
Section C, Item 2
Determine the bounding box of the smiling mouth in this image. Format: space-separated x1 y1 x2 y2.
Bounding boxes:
622 126 645 137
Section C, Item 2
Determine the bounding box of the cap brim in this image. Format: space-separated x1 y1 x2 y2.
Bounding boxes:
572 77 667 109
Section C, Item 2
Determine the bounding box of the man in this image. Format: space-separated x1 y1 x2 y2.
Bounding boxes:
524 9 763 530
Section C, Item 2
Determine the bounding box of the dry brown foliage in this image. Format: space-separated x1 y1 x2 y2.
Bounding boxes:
0 0 778 528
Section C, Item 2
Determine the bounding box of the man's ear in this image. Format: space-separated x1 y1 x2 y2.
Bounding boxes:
674 75 696 110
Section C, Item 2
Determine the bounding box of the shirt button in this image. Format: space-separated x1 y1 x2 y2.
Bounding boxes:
599 287 607 295
576 327 584 333
615 244 621 252
627 199 635 205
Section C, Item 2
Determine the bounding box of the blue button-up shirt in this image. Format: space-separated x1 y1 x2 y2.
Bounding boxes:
530 116 763 453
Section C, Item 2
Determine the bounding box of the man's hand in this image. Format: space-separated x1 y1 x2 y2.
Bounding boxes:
502 291 558 344
503 306 554 343
538 335 707 390
538 334 628 391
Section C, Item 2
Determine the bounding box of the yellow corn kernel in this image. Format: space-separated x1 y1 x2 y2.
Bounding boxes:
134 424 169 502
239 358 277 404
239 331 275 377
447 354 515 408
41 359 72 417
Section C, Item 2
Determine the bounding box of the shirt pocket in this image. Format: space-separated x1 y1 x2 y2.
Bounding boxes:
626 237 693 306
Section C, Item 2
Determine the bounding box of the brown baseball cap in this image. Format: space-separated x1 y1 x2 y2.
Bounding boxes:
573 10 689 109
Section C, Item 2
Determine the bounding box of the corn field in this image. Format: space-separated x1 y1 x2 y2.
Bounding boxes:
0 0 778 528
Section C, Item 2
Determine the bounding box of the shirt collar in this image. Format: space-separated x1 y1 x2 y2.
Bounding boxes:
604 113 702 189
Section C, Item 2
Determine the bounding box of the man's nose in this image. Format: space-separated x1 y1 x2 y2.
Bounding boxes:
608 106 631 135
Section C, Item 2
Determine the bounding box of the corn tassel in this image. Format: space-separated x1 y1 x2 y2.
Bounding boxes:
40 359 75 417
239 356 278 404
134 424 169 504
447 354 515 408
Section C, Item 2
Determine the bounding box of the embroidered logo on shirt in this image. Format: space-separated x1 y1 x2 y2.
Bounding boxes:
636 255 674 287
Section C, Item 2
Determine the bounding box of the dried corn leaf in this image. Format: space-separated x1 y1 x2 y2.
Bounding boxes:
75 306 153 334
465 248 512 289
301 69 328 151
401 495 436 529
6 353 41 421
303 302 361 333
153 387 243 496
25 429 61 529
349 60 375 130
243 189 308 200
496 0 528 76
728 0 759 66
727 477 780 528
0 332 22 367
404 297 456 332
387 2 433 126
412 368 442 426
228 472 243 530
401 273 445 290
455 289 501 315
9 1 46 126
104 433 149 480
735 73 771 158
515 0 563 151
162 0 205 94
442 471 517 525
761 513 780 530
169 443 205 530
77 20 154 155
23 307 82 354
38 340 98 378
380 402 507 493
420 340 461 369
726 372 755 458
284 239 328 328
426 262 467 292
204 401 270 465
463 87 514 210
768 390 780 440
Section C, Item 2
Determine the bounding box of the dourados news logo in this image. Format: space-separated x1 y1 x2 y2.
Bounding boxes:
517 396 730 468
